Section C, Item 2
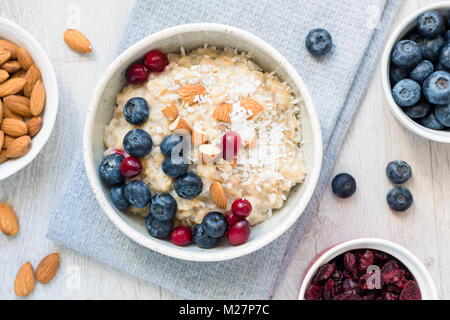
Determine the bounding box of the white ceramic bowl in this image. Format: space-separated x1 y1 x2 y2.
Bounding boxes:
83 23 323 262
0 18 58 180
381 2 450 143
298 238 438 300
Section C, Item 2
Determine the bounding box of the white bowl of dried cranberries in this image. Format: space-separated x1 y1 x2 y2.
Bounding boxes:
298 238 438 300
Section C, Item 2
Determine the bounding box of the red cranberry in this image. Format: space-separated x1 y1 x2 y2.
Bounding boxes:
120 156 142 178
113 149 128 158
227 220 250 245
170 226 192 246
125 63 149 84
231 198 252 218
144 50 168 72
225 211 242 226
222 131 242 161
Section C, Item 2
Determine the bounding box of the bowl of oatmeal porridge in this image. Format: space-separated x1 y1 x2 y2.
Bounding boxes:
84 24 323 261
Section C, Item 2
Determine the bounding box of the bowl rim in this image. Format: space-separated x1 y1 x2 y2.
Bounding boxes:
381 2 450 144
0 17 59 180
83 23 323 262
298 238 439 300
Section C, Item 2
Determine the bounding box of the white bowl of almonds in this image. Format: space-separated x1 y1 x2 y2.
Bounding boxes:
0 18 58 180
84 24 323 261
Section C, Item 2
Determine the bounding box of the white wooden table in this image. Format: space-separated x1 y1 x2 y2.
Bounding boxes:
1 0 449 300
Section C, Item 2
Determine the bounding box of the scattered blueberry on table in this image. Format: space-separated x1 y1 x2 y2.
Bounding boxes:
387 186 413 212
305 28 332 57
331 173 356 199
386 160 412 184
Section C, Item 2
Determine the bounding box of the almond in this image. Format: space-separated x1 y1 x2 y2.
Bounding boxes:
0 130 3 149
161 102 178 120
241 98 264 120
3 105 23 121
0 78 26 97
0 150 7 164
17 47 34 70
212 102 233 123
0 48 11 65
11 69 27 79
192 127 208 146
0 99 3 125
1 61 21 73
27 117 42 137
210 182 227 209
0 69 9 84
178 85 206 105
6 135 31 158
30 80 45 116
36 253 60 284
2 135 15 149
1 118 27 137
0 39 18 59
64 29 92 53
199 144 221 163
4 95 32 117
23 65 41 96
168 116 192 133
0 203 19 236
14 262 35 297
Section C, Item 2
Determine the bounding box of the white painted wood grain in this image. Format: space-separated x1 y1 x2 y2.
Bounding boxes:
0 0 448 300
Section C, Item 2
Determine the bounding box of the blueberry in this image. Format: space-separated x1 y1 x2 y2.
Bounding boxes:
175 173 203 200
439 43 450 70
160 134 184 157
110 184 130 210
392 79 421 107
421 36 444 62
123 129 153 158
391 40 422 69
162 157 188 178
305 29 332 57
145 215 173 239
387 187 413 212
390 66 409 85
331 173 356 198
403 100 431 119
123 97 149 125
386 160 412 184
405 32 423 45
435 104 450 127
99 154 124 186
124 180 151 208
410 60 434 83
419 110 445 130
202 212 228 238
417 10 445 39
149 193 177 222
423 71 450 104
192 224 220 249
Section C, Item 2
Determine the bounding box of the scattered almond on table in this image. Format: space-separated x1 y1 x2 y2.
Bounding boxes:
14 262 35 297
0 202 19 236
63 29 92 53
36 253 60 285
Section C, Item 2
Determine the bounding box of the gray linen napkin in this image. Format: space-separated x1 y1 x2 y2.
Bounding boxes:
47 0 401 299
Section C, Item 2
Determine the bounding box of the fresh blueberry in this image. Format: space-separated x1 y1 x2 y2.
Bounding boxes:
109 184 130 210
405 32 423 45
99 154 124 186
421 35 444 62
419 110 445 130
123 129 153 158
202 212 228 238
423 71 450 104
390 66 409 85
162 157 188 178
386 160 412 184
160 134 184 157
175 172 203 200
435 104 450 127
305 28 332 57
410 60 434 83
123 97 149 125
387 187 413 212
403 100 431 119
331 173 356 198
391 40 422 69
392 79 421 107
145 215 173 239
149 193 177 222
124 180 151 208
417 10 445 39
439 43 450 70
192 224 220 249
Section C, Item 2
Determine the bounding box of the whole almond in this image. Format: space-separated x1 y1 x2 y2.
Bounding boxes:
1 61 21 73
0 203 19 236
64 29 92 53
0 78 26 97
36 253 60 284
0 48 11 65
2 135 15 149
27 116 42 137
0 39 18 59
23 65 41 96
0 69 9 84
1 118 27 137
3 105 23 121
0 150 7 164
30 80 45 116
14 262 35 297
0 130 3 149
4 95 32 117
6 135 31 158
0 99 3 125
178 85 206 105
11 69 27 79
210 182 227 209
17 47 33 70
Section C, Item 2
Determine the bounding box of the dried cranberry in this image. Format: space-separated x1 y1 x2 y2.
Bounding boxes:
144 50 168 72
304 284 323 300
313 262 336 283
358 272 373 290
170 226 192 246
400 280 421 300
342 278 358 292
344 252 359 278
120 156 143 178
373 250 389 263
125 63 149 84
381 260 399 284
358 250 374 274
323 279 335 300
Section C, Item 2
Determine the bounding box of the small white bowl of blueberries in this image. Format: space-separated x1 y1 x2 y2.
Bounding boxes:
381 3 450 143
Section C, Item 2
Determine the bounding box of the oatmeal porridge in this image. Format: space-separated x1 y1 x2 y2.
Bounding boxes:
104 46 306 227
